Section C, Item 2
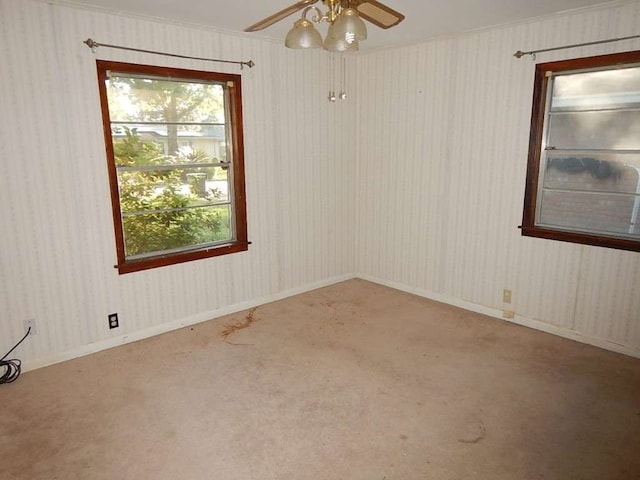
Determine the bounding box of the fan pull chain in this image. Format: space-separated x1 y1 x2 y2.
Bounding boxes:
339 56 347 100
328 53 348 103
328 52 337 102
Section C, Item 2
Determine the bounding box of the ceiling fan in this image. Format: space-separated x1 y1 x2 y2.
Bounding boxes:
244 0 405 51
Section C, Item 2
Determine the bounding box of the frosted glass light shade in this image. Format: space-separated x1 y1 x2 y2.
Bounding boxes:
285 18 322 49
323 33 359 52
330 8 367 44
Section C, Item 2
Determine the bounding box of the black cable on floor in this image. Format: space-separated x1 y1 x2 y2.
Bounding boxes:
0 327 31 384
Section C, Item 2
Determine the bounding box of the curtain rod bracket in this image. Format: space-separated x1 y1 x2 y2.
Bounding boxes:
83 38 255 70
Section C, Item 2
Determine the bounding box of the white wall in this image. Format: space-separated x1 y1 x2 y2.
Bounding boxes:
0 0 356 369
354 1 640 357
2 0 639 370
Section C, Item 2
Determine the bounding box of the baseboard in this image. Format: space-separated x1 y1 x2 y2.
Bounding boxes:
356 274 640 360
22 271 639 372
23 273 356 372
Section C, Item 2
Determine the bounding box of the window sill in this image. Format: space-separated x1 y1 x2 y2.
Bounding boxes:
520 225 639 252
115 241 250 274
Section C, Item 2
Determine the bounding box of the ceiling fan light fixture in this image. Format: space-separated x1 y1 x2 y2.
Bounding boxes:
329 7 367 43
285 18 323 49
245 0 405 50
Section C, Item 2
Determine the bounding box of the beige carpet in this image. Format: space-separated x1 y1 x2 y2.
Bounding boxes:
1 279 639 479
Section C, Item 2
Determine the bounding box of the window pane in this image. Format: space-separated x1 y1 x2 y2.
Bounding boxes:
539 190 640 237
106 76 226 124
122 205 232 258
548 66 640 151
547 110 640 150
541 63 640 238
552 67 640 108
111 124 227 164
205 167 230 203
118 167 230 216
543 153 640 195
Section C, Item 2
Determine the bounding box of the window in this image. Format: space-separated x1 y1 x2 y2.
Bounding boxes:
522 51 640 252
96 61 248 273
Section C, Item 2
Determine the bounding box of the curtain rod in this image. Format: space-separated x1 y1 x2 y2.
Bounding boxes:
83 38 255 69
514 33 640 59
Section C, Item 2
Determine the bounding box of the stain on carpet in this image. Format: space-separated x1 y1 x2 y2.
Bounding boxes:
457 420 486 444
220 307 258 342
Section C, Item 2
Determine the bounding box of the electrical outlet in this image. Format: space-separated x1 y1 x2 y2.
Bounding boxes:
503 310 515 319
108 313 119 329
24 319 37 335
503 289 512 304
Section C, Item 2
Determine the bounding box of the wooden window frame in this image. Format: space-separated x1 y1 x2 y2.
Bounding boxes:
521 50 640 252
96 61 248 274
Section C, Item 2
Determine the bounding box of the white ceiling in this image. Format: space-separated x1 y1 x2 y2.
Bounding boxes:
54 0 618 50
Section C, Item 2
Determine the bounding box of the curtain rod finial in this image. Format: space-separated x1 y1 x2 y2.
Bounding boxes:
513 50 525 59
84 38 99 53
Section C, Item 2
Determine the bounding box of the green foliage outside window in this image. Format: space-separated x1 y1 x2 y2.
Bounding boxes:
114 128 229 257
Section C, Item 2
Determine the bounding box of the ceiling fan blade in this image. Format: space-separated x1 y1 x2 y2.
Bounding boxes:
349 0 405 29
244 0 320 32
